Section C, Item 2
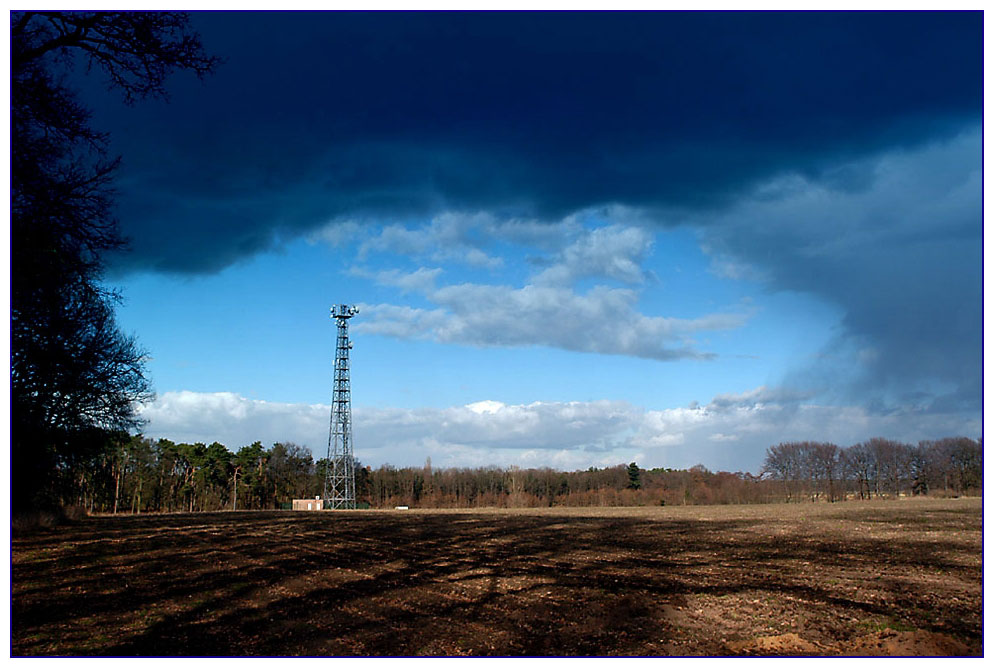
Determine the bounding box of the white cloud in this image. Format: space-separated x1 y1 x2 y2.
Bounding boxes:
350 303 450 339
356 283 747 360
349 266 444 294
533 224 654 286
137 391 329 450
466 400 505 415
356 212 505 269
319 210 649 281
348 220 749 360
136 388 980 474
317 212 745 361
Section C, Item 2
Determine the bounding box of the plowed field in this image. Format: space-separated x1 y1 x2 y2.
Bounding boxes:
11 497 982 656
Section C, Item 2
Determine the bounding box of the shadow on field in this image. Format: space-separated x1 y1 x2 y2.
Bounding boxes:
11 507 982 657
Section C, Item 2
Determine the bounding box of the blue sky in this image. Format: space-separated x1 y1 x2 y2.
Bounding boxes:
116 221 840 408
79 11 981 473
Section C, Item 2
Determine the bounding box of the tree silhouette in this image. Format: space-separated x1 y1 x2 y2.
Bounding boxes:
11 11 218 511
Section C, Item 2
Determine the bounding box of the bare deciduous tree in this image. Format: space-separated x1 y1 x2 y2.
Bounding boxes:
11 12 218 511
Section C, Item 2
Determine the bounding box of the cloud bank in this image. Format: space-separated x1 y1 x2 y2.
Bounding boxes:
138 389 981 473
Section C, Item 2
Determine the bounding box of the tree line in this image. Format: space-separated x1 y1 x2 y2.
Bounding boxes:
65 436 315 514
59 434 981 514
760 437 982 503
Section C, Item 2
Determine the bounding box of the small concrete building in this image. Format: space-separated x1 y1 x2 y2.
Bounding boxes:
292 497 324 511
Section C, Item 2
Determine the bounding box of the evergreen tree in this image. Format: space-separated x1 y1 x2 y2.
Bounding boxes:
627 462 641 490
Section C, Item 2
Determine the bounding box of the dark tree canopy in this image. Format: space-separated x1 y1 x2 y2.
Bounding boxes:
11 11 218 511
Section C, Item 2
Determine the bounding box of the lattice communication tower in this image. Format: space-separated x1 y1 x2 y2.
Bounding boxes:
323 304 359 509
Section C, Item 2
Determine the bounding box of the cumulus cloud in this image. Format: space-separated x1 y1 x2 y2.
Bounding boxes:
349 303 450 340
356 283 747 360
326 210 593 274
356 213 504 269
361 399 638 453
138 391 329 449
338 211 653 286
347 220 747 360
532 224 655 287
137 389 981 473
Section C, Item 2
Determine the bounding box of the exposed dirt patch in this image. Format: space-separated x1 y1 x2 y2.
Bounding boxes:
728 632 825 655
11 497 981 656
840 629 972 656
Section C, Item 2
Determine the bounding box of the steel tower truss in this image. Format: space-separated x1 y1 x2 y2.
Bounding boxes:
323 304 359 509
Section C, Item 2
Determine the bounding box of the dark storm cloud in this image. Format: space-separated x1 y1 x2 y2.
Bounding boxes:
78 10 982 274
690 127 981 414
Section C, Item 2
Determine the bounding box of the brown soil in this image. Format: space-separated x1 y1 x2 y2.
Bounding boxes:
11 497 982 656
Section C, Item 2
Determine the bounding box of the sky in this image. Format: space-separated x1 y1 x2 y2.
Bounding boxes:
74 11 982 473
